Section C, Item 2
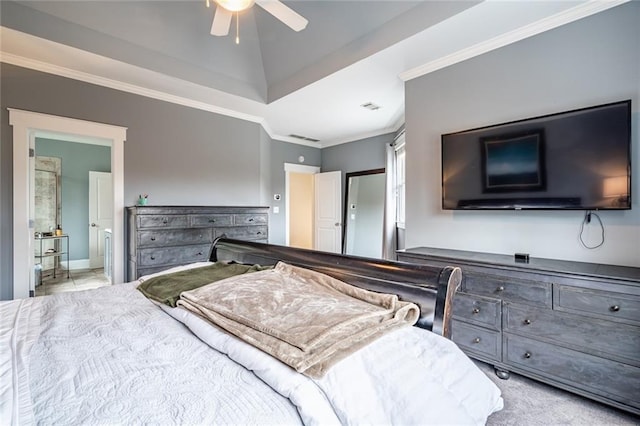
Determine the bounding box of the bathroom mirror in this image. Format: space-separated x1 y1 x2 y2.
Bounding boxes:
35 157 62 272
342 168 385 258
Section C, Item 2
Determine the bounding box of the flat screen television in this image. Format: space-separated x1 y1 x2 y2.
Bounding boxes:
441 100 632 210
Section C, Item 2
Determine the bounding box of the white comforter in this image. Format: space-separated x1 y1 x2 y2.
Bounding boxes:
1 263 503 425
166 304 504 426
0 298 41 426
7 282 301 425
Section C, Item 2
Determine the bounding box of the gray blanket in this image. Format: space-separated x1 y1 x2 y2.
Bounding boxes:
137 262 272 307
177 261 419 378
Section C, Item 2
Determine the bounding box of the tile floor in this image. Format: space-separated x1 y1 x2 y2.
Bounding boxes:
35 267 112 296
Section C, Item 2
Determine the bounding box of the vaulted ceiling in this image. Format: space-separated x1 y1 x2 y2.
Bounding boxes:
0 0 627 146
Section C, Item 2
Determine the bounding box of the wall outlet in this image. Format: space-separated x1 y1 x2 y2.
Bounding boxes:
273 206 280 214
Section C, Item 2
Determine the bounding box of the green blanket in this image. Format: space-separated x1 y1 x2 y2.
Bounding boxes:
137 262 273 307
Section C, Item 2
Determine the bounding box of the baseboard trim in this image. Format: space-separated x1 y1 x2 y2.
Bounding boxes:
64 259 91 270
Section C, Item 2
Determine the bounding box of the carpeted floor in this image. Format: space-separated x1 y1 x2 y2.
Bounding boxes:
477 361 639 425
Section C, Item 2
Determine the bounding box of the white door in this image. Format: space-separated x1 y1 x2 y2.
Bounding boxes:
89 171 113 269
314 171 342 253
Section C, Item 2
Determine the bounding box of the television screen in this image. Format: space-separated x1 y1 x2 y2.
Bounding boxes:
441 100 631 210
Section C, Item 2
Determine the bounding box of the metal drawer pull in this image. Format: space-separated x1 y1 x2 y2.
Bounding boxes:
197 252 203 256
150 256 156 260
208 219 216 223
150 236 156 241
472 307 480 314
523 319 531 325
248 218 254 222
497 286 505 292
162 219 168 224
473 337 481 344
610 305 620 312
524 352 532 359
257 231 262 235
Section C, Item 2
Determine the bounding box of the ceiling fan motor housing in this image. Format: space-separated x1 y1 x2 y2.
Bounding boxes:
216 0 255 12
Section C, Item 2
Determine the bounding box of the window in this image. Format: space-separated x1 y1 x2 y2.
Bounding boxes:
394 133 406 229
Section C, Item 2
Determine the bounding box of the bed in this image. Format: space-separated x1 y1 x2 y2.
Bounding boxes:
2 238 503 425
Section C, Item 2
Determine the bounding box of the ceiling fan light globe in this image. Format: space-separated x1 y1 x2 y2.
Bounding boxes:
217 0 255 12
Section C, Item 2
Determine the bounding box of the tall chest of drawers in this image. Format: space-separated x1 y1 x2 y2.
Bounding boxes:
397 247 640 415
126 206 268 281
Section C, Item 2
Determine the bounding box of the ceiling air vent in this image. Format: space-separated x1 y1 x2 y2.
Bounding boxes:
289 134 320 142
361 102 382 111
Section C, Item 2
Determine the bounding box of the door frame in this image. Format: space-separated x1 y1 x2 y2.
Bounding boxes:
284 163 320 246
10 108 126 299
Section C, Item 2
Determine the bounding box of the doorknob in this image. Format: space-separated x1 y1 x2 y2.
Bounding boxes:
335 222 341 226
91 223 97 227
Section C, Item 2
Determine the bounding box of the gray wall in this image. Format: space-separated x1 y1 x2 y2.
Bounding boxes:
268 140 322 246
404 2 640 267
1 63 271 299
35 138 111 261
322 132 393 210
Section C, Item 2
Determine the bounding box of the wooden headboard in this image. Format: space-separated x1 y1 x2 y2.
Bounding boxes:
210 238 461 339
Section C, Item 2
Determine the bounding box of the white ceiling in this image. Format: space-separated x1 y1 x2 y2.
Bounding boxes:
0 0 629 147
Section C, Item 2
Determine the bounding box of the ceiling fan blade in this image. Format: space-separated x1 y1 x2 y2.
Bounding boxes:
255 0 308 32
211 6 232 36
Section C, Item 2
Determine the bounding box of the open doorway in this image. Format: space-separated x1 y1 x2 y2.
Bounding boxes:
285 163 319 248
288 171 314 249
33 139 113 296
10 109 126 300
284 163 342 254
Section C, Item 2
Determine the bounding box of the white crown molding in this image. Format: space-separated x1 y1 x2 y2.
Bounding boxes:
1 50 265 124
265 119 322 148
1 49 331 149
5 1 622 148
320 126 399 149
272 137 323 148
390 109 405 134
0 26 403 149
399 0 630 82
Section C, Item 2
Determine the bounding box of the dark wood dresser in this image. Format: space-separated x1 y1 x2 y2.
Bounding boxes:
126 206 268 281
397 247 640 415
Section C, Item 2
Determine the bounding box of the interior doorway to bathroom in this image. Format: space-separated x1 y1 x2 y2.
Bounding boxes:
34 139 112 296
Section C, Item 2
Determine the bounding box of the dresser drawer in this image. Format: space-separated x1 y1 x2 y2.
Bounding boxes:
504 304 640 366
453 293 501 330
214 226 268 240
190 214 233 227
234 213 268 225
138 244 211 267
138 215 188 229
554 285 640 325
504 334 640 411
138 229 212 248
464 272 551 308
451 320 501 362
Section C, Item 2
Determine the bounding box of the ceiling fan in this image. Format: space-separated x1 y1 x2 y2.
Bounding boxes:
208 0 308 38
